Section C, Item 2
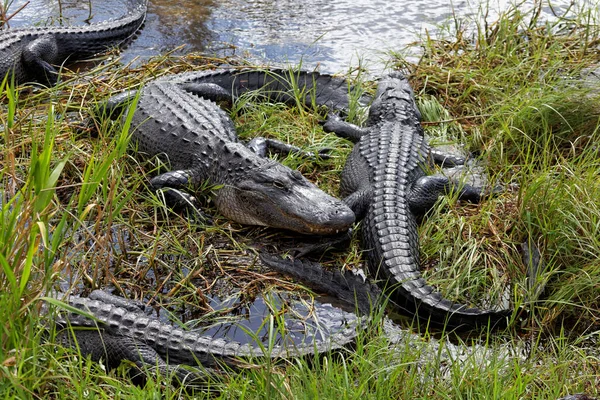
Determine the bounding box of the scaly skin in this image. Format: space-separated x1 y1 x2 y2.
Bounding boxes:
323 72 511 329
105 68 359 235
0 0 147 85
50 284 362 383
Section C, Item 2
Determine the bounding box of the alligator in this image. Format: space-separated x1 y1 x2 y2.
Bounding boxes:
319 71 512 329
0 0 147 85
101 68 360 235
47 266 367 385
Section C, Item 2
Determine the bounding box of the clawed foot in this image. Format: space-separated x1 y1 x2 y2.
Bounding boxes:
154 188 213 224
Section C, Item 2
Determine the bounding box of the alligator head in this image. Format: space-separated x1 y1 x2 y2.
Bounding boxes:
215 160 355 235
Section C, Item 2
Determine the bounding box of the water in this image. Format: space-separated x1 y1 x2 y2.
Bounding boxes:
5 0 578 74
174 292 359 347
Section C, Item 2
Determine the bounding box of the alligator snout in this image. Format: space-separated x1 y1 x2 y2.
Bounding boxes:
301 199 355 235
325 202 356 230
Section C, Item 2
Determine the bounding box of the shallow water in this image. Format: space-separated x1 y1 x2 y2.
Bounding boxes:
7 0 576 74
176 293 359 347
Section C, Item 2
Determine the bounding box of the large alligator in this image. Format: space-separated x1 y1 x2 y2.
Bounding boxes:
47 264 368 384
320 71 511 329
0 0 147 85
101 68 358 234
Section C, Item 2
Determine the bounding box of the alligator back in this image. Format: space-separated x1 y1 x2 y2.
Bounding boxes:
0 0 146 84
130 80 250 178
338 72 511 329
131 67 364 180
358 128 509 329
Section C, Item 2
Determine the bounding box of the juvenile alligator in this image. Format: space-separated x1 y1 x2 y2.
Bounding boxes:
0 0 147 85
102 68 358 234
321 72 511 329
48 273 365 384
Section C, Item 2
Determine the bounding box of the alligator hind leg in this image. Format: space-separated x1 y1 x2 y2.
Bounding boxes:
85 90 138 134
22 35 59 85
321 113 368 143
407 174 483 217
180 82 234 105
428 144 503 200
429 147 468 167
98 90 139 120
246 137 331 159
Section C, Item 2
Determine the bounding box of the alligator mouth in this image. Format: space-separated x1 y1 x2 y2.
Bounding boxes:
303 225 346 235
230 185 354 235
281 208 355 235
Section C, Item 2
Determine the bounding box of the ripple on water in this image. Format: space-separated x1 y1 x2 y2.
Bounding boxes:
5 0 576 74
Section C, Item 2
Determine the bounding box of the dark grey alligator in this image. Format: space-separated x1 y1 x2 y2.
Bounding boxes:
102 68 358 235
0 0 146 85
321 71 511 329
48 269 366 384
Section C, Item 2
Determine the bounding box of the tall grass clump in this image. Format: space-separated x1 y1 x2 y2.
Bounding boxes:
0 77 70 397
393 1 600 333
0 72 162 396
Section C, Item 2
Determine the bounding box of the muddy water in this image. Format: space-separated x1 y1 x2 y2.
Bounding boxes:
7 0 575 74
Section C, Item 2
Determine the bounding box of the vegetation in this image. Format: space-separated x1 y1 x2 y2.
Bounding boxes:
0 1 599 398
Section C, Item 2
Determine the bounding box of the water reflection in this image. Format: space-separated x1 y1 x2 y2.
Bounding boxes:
157 291 359 348
130 0 215 62
5 0 577 74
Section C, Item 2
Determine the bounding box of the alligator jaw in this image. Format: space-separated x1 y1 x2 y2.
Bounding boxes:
216 162 355 235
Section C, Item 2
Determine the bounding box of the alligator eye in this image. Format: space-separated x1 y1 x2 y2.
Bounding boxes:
272 180 287 190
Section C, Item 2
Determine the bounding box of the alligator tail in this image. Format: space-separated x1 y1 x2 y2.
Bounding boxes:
385 278 512 330
260 252 511 330
172 68 368 115
259 252 382 316
366 220 511 330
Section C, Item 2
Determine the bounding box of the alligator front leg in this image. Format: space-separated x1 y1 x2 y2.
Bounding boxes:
22 35 60 86
321 113 368 143
246 137 331 159
149 170 203 212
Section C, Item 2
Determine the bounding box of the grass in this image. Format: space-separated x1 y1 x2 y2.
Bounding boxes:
1 1 600 398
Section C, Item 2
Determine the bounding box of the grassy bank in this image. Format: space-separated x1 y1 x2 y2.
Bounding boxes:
1 1 599 398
